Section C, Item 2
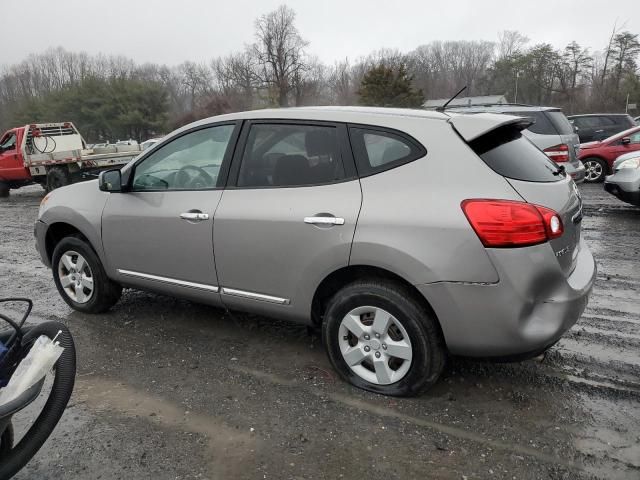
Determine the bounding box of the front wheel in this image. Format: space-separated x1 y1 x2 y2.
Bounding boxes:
46 167 71 192
0 182 9 198
52 236 122 313
322 280 446 397
582 157 607 183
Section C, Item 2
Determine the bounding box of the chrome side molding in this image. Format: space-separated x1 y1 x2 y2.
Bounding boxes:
221 287 290 305
116 269 291 305
117 269 219 292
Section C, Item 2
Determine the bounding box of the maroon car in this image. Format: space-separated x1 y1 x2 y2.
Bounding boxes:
579 126 640 182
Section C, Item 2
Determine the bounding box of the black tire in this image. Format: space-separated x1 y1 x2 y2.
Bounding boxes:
0 182 9 198
322 280 446 397
52 236 122 313
46 167 71 192
0 423 13 458
582 157 608 183
0 322 76 480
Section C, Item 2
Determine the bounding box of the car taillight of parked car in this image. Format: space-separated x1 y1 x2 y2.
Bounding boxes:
461 199 564 248
543 144 570 162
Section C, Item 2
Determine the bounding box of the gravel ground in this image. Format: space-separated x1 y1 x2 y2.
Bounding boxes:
0 183 638 480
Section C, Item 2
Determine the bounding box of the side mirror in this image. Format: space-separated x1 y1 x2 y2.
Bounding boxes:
98 169 123 192
621 137 631 145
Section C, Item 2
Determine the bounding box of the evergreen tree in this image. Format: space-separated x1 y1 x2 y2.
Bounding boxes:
357 64 424 108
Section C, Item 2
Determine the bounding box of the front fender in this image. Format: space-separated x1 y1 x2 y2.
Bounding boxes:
38 181 109 266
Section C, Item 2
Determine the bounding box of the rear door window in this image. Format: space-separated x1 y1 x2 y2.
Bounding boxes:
470 127 562 183
237 123 345 187
573 117 598 128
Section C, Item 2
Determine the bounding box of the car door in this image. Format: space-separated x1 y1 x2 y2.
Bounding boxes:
101 122 239 306
598 116 619 139
213 120 361 322
0 131 25 181
575 117 602 142
612 130 640 157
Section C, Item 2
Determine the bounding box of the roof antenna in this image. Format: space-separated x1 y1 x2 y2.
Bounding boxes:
436 86 467 112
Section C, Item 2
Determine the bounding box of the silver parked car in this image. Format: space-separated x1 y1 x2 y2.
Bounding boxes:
35 107 596 396
604 151 640 206
448 104 586 183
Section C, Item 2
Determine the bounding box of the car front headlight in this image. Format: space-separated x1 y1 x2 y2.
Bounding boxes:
616 158 640 170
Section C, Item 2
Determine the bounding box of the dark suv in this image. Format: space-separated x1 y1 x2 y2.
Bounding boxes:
568 114 637 143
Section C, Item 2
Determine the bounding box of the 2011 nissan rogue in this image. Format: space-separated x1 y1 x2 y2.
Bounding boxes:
35 107 596 396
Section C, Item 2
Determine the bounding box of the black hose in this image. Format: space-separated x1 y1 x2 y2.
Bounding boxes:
0 322 76 480
31 136 56 155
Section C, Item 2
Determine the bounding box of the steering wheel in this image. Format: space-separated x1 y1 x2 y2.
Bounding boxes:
175 165 214 189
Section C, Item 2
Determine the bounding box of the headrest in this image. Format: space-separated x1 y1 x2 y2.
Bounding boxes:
305 129 335 157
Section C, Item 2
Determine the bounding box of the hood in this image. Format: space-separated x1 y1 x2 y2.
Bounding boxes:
579 141 601 149
614 150 640 168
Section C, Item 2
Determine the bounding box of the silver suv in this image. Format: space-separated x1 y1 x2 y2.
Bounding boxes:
448 104 586 183
35 107 596 396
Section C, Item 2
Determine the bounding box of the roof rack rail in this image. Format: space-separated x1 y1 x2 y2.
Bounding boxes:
444 102 535 109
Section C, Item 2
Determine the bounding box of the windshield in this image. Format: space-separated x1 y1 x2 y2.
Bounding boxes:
603 126 640 144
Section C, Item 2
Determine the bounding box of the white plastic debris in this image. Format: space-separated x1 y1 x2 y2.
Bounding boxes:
0 333 64 406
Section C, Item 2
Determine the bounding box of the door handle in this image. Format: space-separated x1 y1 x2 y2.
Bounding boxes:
180 212 209 221
304 216 345 225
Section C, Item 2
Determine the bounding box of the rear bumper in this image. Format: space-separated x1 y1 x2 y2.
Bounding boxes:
416 240 596 357
604 172 640 206
34 220 51 268
566 162 586 184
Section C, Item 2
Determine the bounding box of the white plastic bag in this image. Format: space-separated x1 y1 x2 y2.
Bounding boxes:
0 334 64 406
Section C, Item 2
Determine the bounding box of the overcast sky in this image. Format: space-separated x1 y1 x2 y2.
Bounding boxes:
1 0 639 67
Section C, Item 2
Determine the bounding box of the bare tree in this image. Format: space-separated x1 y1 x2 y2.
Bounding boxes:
327 59 355 105
497 31 529 60
179 61 212 110
212 51 258 109
252 5 308 106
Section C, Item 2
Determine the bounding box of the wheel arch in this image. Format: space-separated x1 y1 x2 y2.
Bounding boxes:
45 222 98 263
310 265 446 345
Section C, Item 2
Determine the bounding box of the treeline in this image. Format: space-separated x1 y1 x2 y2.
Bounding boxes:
0 5 639 142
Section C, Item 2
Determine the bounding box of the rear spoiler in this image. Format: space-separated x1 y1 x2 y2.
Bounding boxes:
447 113 533 142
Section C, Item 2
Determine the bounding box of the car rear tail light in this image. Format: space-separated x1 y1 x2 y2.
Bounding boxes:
461 199 564 248
543 144 570 162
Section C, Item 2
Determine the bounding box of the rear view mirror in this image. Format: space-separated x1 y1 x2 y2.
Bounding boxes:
98 169 123 192
621 137 631 145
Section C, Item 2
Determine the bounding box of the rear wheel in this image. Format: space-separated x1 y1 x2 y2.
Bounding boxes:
582 157 607 183
322 280 446 397
0 182 9 198
46 167 71 192
52 236 122 313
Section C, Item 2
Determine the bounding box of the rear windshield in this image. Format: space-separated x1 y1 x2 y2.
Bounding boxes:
470 127 562 183
546 111 575 135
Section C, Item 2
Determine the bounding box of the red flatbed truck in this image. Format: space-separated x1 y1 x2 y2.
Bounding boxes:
0 122 142 197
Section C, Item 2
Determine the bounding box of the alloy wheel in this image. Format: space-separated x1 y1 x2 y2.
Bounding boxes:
57 250 94 304
338 306 413 385
584 160 603 182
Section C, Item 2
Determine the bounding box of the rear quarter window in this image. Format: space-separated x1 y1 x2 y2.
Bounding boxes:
510 111 557 135
469 127 562 183
546 111 575 135
349 126 426 176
